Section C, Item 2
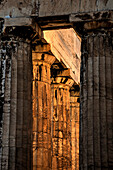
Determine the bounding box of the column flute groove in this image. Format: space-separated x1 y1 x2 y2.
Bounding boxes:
0 26 33 170
32 44 55 170
51 70 74 170
70 85 80 170
79 24 113 169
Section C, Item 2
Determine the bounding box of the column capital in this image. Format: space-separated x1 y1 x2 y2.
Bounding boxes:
1 23 42 43
32 43 56 65
75 21 113 37
70 10 113 23
70 10 113 37
32 43 51 53
70 84 80 97
0 27 34 61
51 68 74 88
32 42 56 83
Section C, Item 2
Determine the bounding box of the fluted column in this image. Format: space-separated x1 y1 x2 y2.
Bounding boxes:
32 45 55 170
0 27 33 170
70 85 80 170
51 76 74 170
0 18 4 168
79 25 113 169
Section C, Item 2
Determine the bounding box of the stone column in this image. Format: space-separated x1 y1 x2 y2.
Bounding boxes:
0 18 5 168
0 27 33 170
51 74 74 170
78 22 113 169
70 85 80 170
32 44 55 170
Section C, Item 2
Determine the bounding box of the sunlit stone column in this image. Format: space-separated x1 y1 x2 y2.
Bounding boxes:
70 85 80 170
0 27 33 170
51 74 74 170
79 23 113 169
32 44 55 170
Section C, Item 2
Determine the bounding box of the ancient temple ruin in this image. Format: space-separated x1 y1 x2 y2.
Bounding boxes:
0 0 113 170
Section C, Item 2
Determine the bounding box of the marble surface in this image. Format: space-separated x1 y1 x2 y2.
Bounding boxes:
0 0 112 19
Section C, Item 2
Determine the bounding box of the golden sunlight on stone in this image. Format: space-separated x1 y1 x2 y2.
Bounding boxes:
32 29 80 170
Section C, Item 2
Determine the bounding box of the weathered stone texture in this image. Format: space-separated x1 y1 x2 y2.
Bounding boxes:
0 1 112 168
0 0 112 21
80 31 113 169
0 23 81 170
43 28 81 84
32 45 55 170
51 83 71 169
70 86 80 170
0 48 6 168
0 35 32 170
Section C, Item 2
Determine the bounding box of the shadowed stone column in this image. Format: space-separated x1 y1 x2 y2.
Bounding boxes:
70 85 80 170
51 70 74 170
32 44 55 170
0 18 4 168
0 27 33 170
76 22 113 169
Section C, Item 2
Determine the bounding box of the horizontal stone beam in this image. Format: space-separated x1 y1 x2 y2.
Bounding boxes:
51 68 79 84
32 44 51 53
37 15 72 30
32 53 56 65
43 29 81 84
4 15 72 30
4 19 42 41
51 76 74 87
4 18 32 27
70 10 113 23
55 69 71 77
